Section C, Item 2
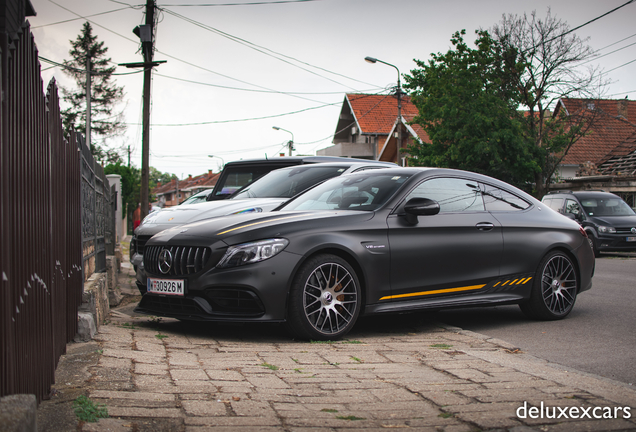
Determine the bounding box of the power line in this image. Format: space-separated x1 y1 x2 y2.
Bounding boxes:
154 72 378 95
519 0 636 55
159 8 378 91
30 6 137 29
126 101 341 126
604 57 636 74
159 0 320 6
543 0 636 47
38 56 147 76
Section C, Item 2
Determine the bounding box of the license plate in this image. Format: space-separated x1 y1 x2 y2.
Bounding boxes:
627 237 636 242
147 278 184 296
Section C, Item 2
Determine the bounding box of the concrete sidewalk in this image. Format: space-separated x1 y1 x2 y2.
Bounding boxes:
36 247 636 431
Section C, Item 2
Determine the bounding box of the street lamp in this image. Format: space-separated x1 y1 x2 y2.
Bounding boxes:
365 56 404 166
208 154 225 170
272 126 295 156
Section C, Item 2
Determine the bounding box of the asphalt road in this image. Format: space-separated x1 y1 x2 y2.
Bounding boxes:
436 254 636 386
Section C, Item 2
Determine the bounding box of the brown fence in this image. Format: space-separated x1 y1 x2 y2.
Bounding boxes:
1 17 115 402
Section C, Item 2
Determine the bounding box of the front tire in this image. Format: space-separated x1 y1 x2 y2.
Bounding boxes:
519 251 578 320
287 254 361 341
589 234 601 258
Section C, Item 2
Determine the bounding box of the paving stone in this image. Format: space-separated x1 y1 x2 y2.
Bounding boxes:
135 362 169 375
205 369 246 381
181 400 227 416
99 356 133 369
167 352 200 367
106 406 183 418
90 390 175 402
453 410 523 429
171 368 210 381
184 416 282 427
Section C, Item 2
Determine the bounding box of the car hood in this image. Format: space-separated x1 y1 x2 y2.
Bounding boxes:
149 210 374 246
588 214 636 227
135 198 287 236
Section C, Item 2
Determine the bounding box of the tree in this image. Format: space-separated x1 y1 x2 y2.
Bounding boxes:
491 9 605 197
149 167 174 190
104 162 140 228
405 30 540 190
62 22 126 163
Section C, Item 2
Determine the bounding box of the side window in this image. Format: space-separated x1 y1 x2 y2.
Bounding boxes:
482 184 530 211
543 197 564 213
404 177 484 213
565 199 582 217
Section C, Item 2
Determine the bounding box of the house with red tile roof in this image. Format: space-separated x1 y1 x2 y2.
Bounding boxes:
153 170 219 208
549 97 636 207
553 97 636 179
317 93 429 163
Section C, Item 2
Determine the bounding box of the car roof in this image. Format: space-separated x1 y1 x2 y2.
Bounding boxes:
272 161 396 169
222 156 395 167
546 190 618 199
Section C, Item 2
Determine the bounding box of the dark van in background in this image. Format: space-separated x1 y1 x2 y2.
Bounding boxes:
542 190 636 256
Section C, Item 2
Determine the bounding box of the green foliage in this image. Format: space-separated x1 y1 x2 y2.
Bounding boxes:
430 343 453 349
405 30 540 191
260 362 279 370
73 395 108 423
336 415 366 421
150 167 175 190
61 22 125 163
104 162 140 220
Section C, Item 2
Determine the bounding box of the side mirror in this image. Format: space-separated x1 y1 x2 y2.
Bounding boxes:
403 197 440 225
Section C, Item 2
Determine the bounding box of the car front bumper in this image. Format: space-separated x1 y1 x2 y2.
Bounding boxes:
596 233 636 253
134 251 303 323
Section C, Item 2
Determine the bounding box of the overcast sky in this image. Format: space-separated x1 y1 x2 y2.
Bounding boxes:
29 0 636 178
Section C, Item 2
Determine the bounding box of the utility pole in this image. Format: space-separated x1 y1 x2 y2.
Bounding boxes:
86 52 91 151
139 0 155 221
120 0 165 218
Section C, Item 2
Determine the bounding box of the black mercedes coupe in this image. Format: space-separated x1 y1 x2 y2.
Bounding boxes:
135 168 595 340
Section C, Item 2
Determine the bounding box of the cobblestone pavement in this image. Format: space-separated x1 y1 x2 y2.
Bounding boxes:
37 250 636 432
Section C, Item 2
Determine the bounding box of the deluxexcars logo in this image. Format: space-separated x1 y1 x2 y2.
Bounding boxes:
158 249 173 274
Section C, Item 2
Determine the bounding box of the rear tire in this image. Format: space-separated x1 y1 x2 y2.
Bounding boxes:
519 251 578 320
287 254 361 341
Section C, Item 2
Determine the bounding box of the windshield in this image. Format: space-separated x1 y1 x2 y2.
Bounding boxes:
231 166 350 199
580 197 636 217
180 190 210 205
281 172 411 212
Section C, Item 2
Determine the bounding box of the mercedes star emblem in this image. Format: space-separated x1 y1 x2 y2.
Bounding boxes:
158 249 173 274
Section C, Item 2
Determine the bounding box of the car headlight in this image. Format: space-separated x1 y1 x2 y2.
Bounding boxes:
216 238 289 269
597 225 616 234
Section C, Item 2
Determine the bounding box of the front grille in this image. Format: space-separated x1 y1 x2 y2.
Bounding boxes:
144 245 212 277
205 289 265 316
616 227 636 235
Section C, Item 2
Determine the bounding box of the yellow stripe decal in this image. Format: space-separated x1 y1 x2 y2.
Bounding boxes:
510 279 519 285
217 214 306 235
522 277 532 284
502 280 510 286
380 284 485 301
493 281 501 287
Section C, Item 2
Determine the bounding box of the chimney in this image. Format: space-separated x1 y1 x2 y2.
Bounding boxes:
617 99 628 119
157 182 162 187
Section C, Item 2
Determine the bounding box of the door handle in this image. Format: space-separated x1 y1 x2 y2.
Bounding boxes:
475 222 494 231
